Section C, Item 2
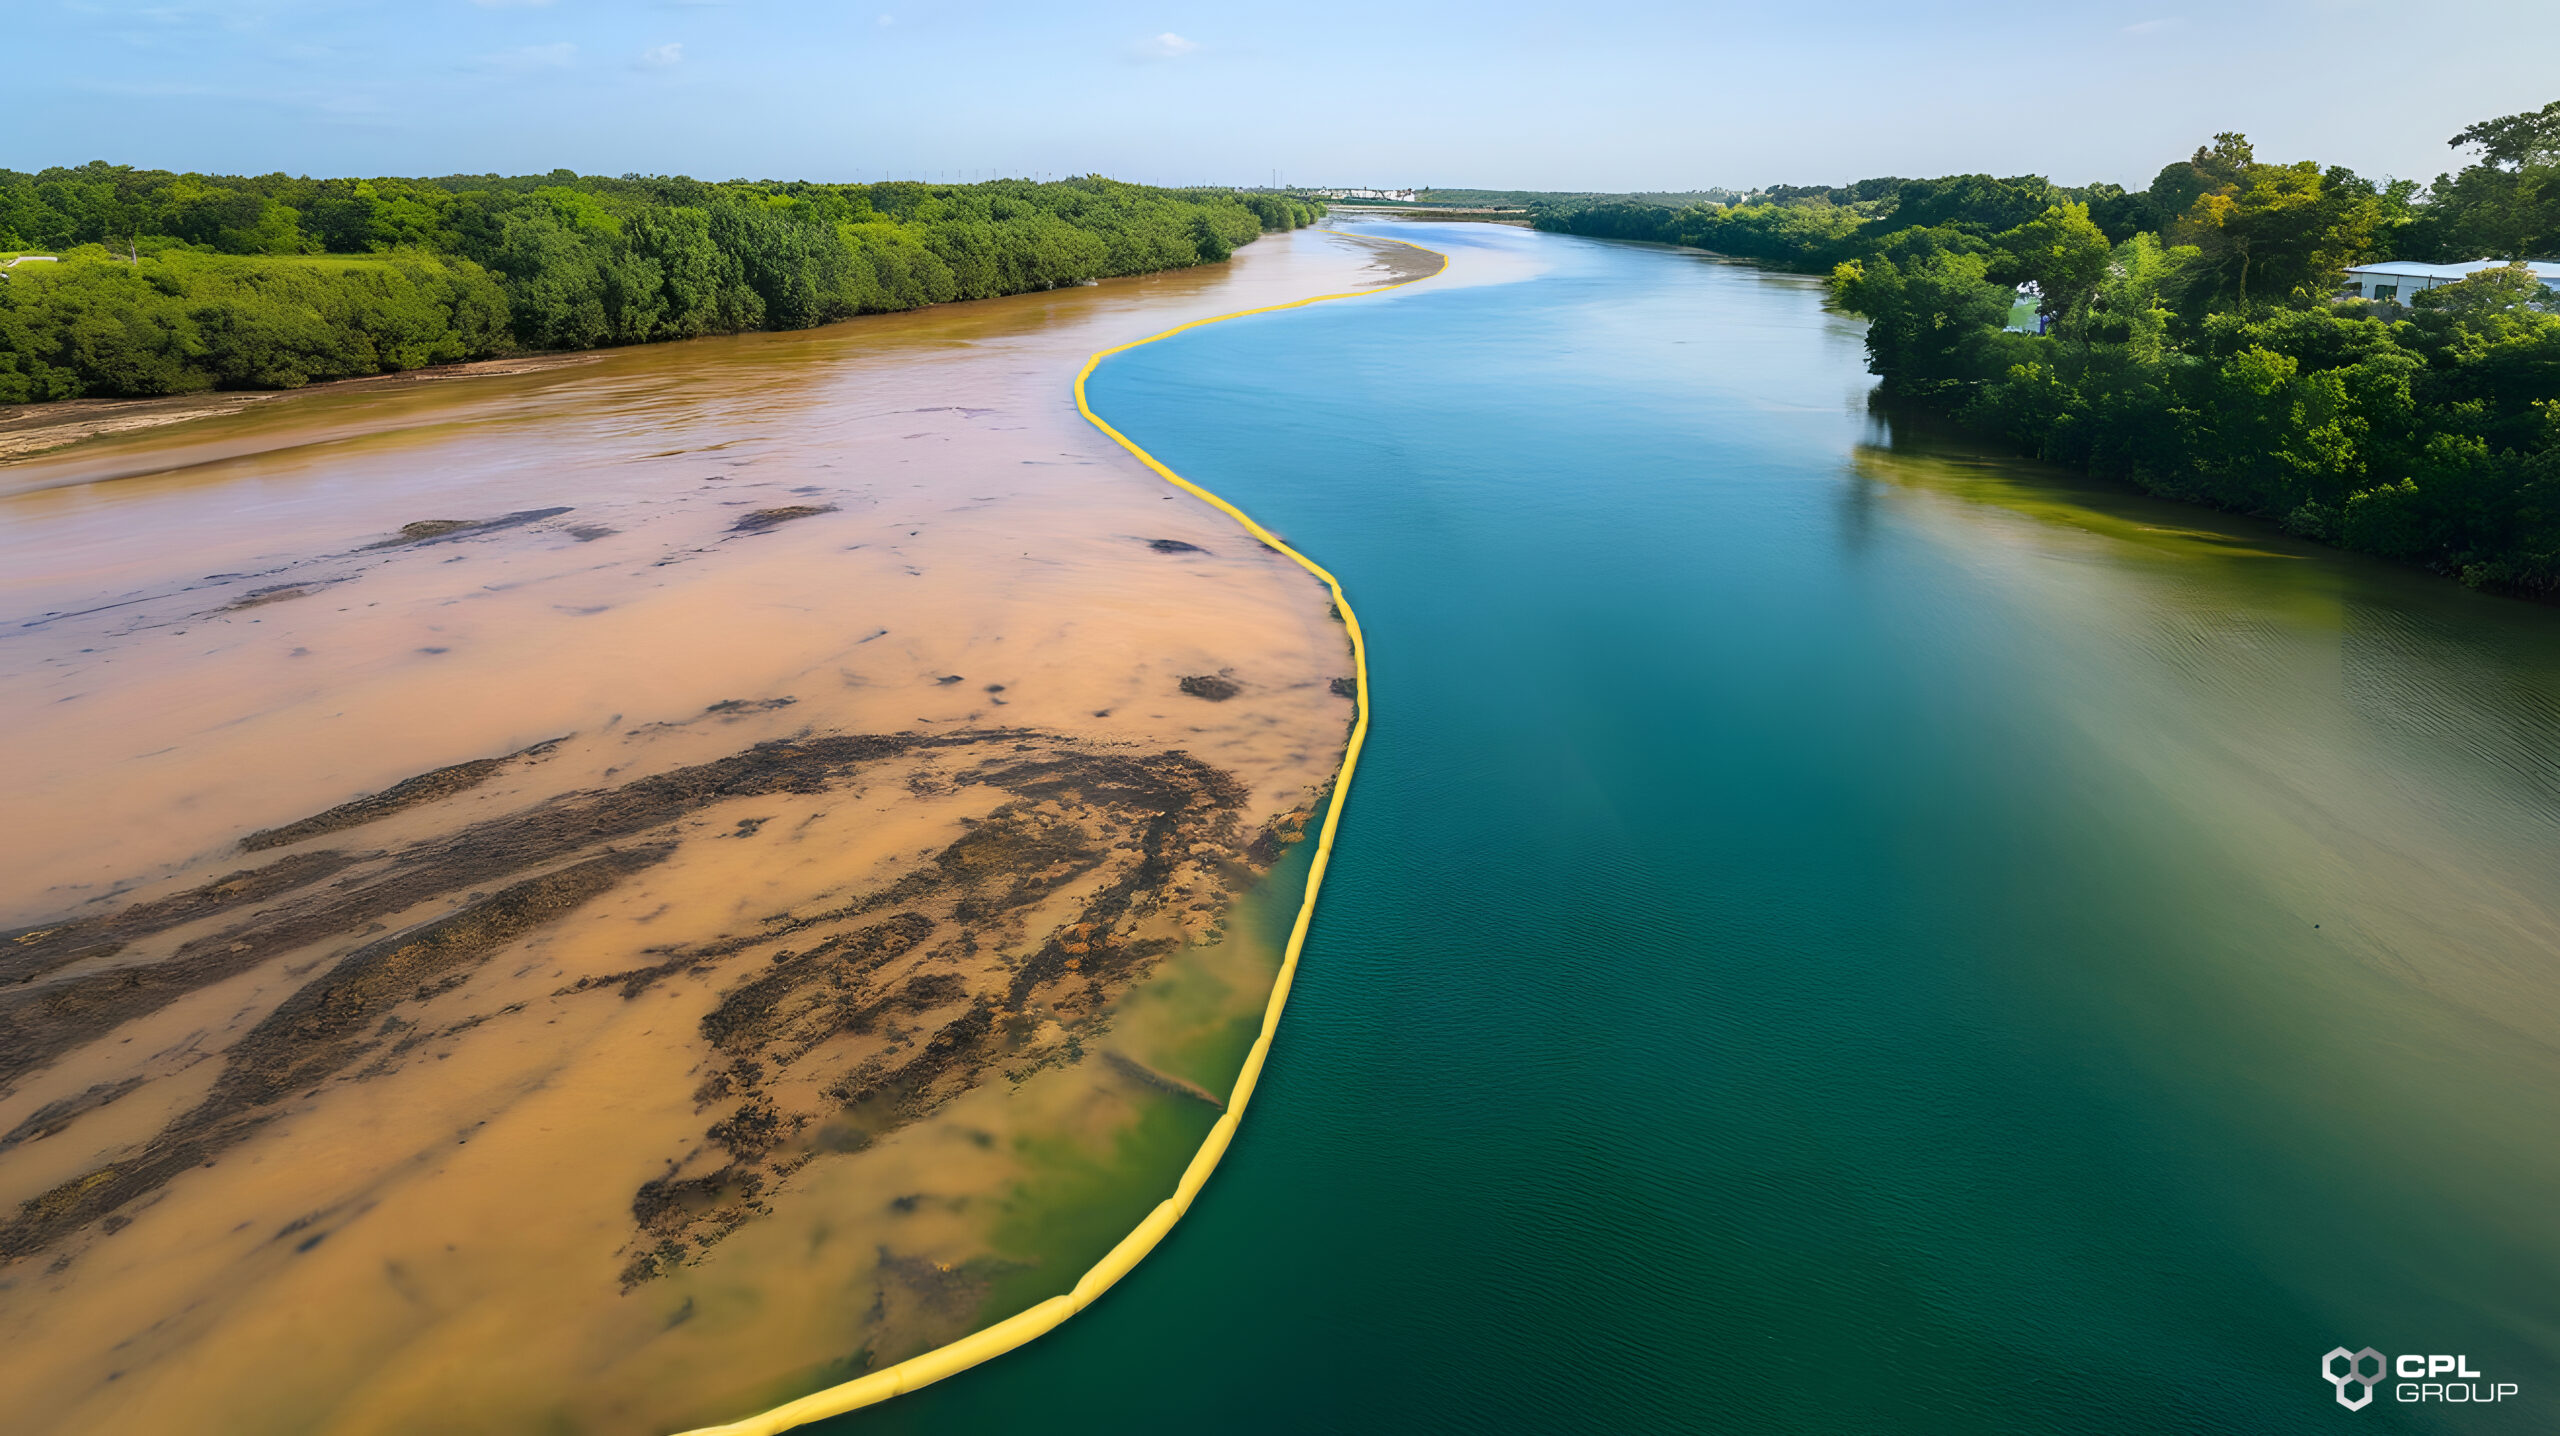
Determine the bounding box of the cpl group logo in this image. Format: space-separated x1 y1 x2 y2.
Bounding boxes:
2322 1347 2520 1409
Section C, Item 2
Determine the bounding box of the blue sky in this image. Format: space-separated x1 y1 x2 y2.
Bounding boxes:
13 0 2560 190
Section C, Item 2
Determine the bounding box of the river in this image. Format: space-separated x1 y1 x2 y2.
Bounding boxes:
855 220 2560 1434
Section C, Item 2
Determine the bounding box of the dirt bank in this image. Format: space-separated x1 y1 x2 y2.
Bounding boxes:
0 227 1417 1434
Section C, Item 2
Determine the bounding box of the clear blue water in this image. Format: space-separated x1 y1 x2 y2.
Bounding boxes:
846 222 2560 1433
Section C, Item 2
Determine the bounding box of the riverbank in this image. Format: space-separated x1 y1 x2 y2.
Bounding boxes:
0 234 1440 492
1321 203 1531 226
0 354 606 466
0 226 1424 1433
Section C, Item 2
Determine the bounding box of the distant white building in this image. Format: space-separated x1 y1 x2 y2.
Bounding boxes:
1308 188 1420 203
2341 258 2560 304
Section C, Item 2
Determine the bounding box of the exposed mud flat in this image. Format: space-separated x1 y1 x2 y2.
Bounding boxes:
0 722 1315 1432
0 228 1415 1433
0 355 605 466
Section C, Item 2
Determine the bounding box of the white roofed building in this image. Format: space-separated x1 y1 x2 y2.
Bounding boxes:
2340 259 2560 304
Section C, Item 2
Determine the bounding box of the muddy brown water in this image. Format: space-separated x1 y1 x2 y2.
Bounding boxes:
0 229 1424 1434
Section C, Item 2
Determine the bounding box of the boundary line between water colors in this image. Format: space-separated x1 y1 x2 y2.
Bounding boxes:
673 227 1450 1436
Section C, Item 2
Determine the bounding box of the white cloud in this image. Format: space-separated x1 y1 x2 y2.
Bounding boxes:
1137 31 1199 60
476 40 576 72
639 41 683 67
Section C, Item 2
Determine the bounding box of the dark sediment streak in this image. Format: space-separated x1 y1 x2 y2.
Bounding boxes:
1 728 1319 1289
237 737 564 851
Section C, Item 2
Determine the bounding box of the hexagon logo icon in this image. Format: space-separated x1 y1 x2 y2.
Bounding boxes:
2324 1347 2387 1410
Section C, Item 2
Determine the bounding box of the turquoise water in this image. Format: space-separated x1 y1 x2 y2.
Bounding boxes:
849 223 2560 1432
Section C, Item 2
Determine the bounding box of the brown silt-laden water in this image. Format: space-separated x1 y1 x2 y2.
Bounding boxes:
0 229 1430 1434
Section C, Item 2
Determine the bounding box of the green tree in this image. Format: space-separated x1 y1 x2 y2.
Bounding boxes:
1187 211 1232 263
1830 250 2014 398
2405 101 2560 262
1992 202 2113 330
2450 100 2560 169
491 209 611 348
304 181 390 253
2086 232 2190 363
2172 156 2380 307
2412 261 2560 318
1887 173 2058 234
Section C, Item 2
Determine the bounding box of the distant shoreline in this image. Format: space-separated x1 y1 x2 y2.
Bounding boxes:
1327 202 1533 226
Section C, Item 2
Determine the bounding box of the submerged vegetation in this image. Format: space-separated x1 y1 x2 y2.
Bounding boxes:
0 168 1325 402
1536 102 2560 596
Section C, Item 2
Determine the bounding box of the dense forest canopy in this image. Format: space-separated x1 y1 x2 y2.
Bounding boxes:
1534 101 2560 597
0 167 1323 402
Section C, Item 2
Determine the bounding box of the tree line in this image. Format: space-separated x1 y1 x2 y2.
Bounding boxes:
1534 102 2560 596
0 167 1326 403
